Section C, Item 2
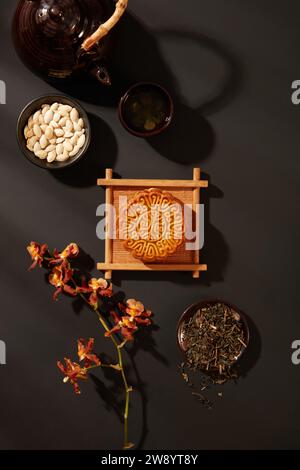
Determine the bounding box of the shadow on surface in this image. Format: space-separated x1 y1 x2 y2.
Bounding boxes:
198 173 229 286
89 324 168 450
237 312 262 378
51 13 242 165
113 174 229 286
90 352 127 424
124 324 169 449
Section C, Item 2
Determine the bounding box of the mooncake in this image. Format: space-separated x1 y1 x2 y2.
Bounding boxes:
123 188 185 262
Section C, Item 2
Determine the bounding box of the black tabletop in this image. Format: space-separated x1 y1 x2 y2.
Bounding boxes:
0 0 299 450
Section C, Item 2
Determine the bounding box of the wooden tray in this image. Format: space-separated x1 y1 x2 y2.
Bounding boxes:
97 168 208 280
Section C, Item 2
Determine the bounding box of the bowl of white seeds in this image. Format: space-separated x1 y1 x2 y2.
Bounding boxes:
17 95 91 169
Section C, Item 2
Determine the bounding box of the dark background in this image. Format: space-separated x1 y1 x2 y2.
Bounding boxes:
0 0 299 450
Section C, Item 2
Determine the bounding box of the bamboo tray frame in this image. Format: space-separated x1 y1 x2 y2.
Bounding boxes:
97 168 208 280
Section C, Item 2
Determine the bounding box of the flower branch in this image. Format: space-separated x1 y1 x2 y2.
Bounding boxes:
27 241 152 450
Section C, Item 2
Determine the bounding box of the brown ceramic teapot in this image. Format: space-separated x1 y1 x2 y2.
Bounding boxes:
12 0 128 86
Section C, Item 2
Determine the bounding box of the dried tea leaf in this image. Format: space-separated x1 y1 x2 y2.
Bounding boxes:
182 302 246 384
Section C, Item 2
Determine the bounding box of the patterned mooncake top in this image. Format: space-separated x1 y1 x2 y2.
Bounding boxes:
123 188 185 263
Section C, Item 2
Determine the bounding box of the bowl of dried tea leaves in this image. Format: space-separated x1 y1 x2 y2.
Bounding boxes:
177 300 250 386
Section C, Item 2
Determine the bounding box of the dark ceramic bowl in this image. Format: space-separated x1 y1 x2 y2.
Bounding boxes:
17 94 91 170
177 299 250 368
118 82 174 137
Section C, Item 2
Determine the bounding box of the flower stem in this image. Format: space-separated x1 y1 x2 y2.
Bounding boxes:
115 336 131 449
74 282 132 449
86 363 116 371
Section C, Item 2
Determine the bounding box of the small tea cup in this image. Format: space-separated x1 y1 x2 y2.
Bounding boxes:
118 82 174 137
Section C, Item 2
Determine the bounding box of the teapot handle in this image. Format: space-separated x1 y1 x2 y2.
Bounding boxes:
82 0 128 52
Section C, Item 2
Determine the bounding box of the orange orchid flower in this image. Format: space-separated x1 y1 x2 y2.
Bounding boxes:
89 277 108 291
105 315 138 341
77 338 101 368
49 265 76 300
88 291 99 310
50 243 79 266
89 278 113 298
57 358 88 395
125 299 146 318
27 242 48 270
105 302 152 341
122 299 152 323
59 243 79 260
77 277 113 309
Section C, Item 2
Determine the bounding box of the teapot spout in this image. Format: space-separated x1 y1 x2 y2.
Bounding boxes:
89 63 111 86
